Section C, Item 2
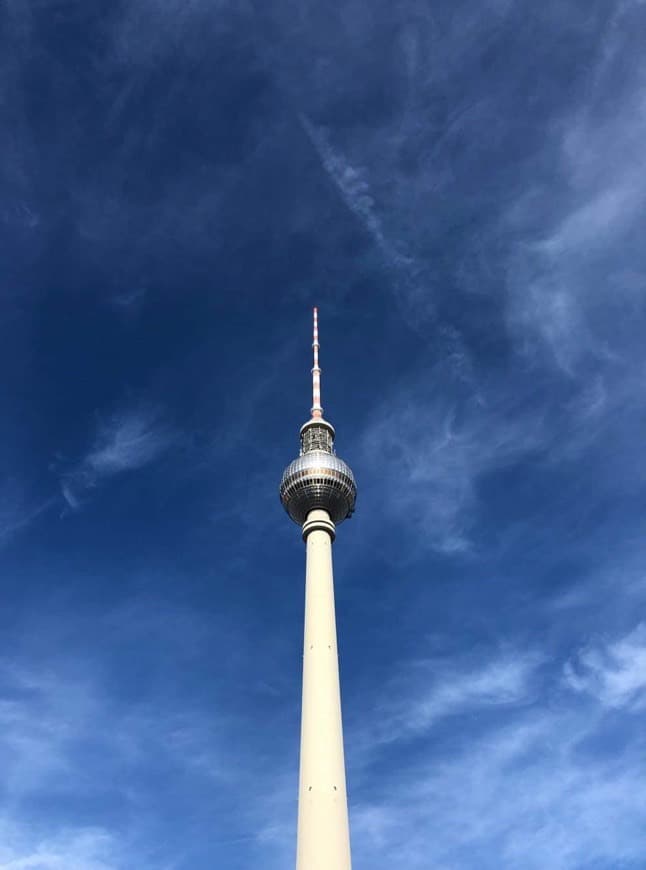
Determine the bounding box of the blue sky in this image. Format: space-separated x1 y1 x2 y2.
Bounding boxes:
1 1 646 867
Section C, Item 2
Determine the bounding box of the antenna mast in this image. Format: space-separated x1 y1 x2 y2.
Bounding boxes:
311 307 323 419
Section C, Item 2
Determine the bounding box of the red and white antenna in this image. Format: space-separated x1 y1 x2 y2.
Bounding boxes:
311 307 323 419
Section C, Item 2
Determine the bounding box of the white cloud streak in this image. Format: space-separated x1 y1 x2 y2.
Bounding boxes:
299 115 392 256
0 483 52 548
347 629 646 869
351 705 646 870
0 598 259 869
0 826 119 870
0 663 152 869
361 369 547 552
61 406 175 509
299 114 433 320
504 34 646 373
564 623 646 709
350 647 542 761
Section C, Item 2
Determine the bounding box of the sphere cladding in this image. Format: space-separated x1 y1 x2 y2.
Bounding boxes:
280 451 357 525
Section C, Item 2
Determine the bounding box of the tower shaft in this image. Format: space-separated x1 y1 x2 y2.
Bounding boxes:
297 509 352 870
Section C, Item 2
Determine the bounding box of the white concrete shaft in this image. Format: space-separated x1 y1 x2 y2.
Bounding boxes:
296 509 352 870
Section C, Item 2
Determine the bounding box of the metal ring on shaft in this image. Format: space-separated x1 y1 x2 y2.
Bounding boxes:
302 512 336 541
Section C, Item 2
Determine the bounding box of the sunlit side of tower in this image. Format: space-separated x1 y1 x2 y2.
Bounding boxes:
280 308 356 870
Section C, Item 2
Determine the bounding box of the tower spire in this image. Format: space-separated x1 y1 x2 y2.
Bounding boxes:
311 307 323 419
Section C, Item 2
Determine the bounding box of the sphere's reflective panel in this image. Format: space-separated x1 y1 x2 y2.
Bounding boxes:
280 450 357 525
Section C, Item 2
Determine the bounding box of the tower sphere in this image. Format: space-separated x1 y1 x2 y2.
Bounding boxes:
280 447 357 526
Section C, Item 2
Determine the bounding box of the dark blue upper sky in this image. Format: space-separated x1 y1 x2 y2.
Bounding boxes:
2 2 646 867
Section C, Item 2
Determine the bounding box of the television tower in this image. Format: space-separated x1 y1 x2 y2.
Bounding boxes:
280 308 357 870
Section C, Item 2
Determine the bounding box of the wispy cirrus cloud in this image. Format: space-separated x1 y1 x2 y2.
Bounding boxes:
350 646 542 762
347 630 646 869
504 17 646 374
351 704 646 870
564 623 646 709
0 482 52 548
0 825 120 870
0 659 158 869
360 340 646 554
360 367 547 552
60 406 175 509
0 596 271 869
299 115 413 271
298 114 442 329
